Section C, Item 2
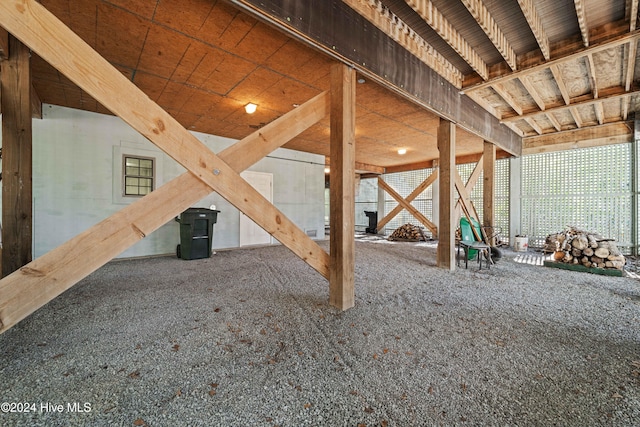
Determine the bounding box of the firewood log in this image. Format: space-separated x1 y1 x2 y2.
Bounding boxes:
594 247 610 259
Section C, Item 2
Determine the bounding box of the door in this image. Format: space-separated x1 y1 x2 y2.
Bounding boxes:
240 171 273 247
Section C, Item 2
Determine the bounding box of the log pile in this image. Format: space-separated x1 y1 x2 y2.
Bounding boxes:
546 227 626 270
388 223 427 241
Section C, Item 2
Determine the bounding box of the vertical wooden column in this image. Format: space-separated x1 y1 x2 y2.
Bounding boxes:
437 118 455 270
483 141 496 245
329 63 355 310
1 35 32 277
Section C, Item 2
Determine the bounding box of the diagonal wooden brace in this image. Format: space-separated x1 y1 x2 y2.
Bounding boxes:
0 0 330 333
378 178 437 235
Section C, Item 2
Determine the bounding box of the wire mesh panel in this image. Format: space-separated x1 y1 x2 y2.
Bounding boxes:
382 168 434 237
521 144 633 252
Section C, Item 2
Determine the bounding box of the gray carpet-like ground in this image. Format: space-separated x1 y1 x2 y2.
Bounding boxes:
1 238 639 426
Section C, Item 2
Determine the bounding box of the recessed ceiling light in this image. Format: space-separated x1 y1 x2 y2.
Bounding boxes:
292 103 300 108
397 148 407 155
357 78 366 84
324 167 330 174
244 103 257 114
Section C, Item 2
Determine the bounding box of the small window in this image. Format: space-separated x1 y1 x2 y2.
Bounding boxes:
123 155 154 196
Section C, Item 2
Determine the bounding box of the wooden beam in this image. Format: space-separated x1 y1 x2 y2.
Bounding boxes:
463 30 640 94
30 82 42 119
517 0 551 60
524 117 543 135
378 177 438 235
493 83 523 115
461 0 517 70
341 0 462 88
406 0 488 80
519 76 546 111
501 86 640 123
550 64 571 105
547 112 562 131
594 102 605 125
1 35 32 277
570 107 584 128
585 53 598 98
377 170 438 232
483 142 496 246
523 121 633 154
574 0 589 47
325 158 385 175
0 0 332 333
329 64 355 311
625 38 637 91
437 118 455 270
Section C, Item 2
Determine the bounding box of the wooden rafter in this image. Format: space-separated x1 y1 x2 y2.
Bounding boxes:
516 0 550 60
594 102 605 125
570 107 584 128
460 0 517 70
585 53 598 98
519 76 546 111
524 117 543 134
574 0 589 47
378 178 438 235
463 31 640 95
377 170 438 236
492 83 523 115
501 86 640 123
549 64 571 105
342 0 463 88
625 38 637 91
546 112 562 131
0 0 332 333
406 0 489 80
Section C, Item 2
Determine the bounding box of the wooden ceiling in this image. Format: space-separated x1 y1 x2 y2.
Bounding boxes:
16 0 640 172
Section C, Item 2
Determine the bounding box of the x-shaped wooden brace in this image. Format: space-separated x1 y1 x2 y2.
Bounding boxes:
0 0 330 333
454 155 484 225
377 173 438 237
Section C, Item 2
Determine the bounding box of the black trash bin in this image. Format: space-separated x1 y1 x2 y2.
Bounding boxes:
364 210 377 234
175 207 220 260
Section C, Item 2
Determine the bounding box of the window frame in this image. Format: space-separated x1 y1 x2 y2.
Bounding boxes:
122 154 155 197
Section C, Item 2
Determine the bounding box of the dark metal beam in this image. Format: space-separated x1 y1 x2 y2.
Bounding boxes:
227 0 521 156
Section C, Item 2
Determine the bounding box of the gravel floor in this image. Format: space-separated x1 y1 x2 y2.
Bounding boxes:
1 237 639 426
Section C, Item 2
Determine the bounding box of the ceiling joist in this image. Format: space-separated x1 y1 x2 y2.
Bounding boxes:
574 0 590 47
406 0 488 80
516 0 551 60
460 0 517 70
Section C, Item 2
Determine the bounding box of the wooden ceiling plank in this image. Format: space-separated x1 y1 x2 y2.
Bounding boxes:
460 0 517 70
516 0 550 60
519 76 546 111
463 31 640 95
0 0 332 333
406 0 489 80
492 83 523 115
574 0 589 47
342 0 463 87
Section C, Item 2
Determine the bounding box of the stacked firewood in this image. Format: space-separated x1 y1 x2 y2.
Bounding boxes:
388 223 427 241
546 227 626 270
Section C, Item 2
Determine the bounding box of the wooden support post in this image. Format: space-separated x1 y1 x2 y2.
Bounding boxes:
329 63 355 310
437 118 456 270
483 141 496 245
0 27 8 60
1 35 32 277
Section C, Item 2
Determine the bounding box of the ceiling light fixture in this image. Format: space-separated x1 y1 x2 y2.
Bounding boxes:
357 78 366 84
244 103 257 114
397 148 407 155
324 167 330 174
